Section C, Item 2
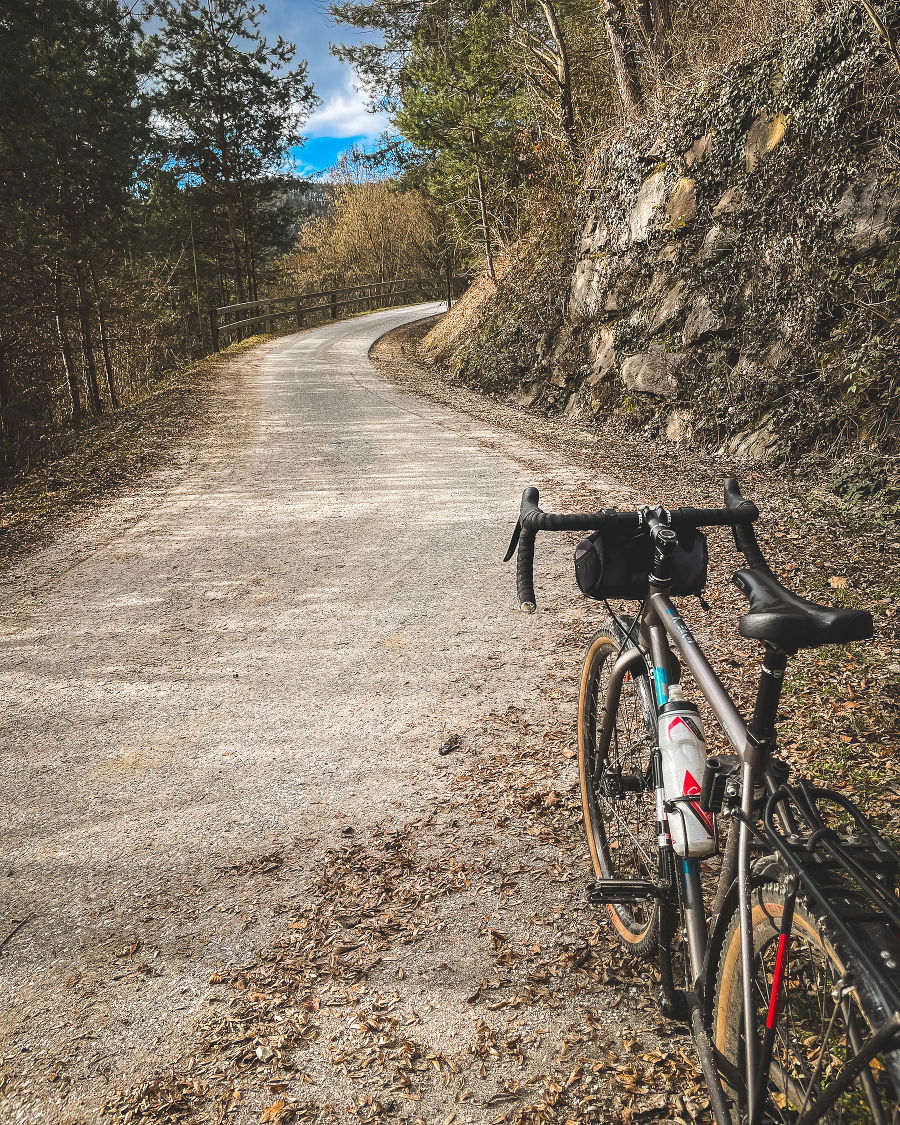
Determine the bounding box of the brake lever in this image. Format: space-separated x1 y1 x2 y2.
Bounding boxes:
503 520 521 562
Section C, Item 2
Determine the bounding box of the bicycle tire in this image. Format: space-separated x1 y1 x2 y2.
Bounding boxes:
578 630 660 956
712 877 900 1123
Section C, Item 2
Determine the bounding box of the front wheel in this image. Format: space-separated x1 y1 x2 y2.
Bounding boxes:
578 631 660 957
712 878 900 1123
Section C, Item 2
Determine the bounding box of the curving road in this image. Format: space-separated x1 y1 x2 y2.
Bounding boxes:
0 305 613 1121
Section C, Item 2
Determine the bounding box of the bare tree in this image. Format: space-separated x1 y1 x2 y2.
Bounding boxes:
513 0 579 154
604 0 643 115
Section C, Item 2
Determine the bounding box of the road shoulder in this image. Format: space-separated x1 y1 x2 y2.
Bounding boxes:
0 337 268 571
371 316 900 836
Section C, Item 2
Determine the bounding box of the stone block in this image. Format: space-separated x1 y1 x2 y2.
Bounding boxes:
835 171 900 257
713 187 745 216
666 408 694 444
666 177 697 228
630 171 666 243
684 134 711 169
587 325 617 385
701 224 733 260
744 109 788 172
621 347 683 397
649 280 687 332
683 294 724 345
719 416 778 463
570 259 604 315
579 217 609 255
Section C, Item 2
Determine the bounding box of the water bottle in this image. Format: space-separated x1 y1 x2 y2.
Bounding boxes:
658 685 716 858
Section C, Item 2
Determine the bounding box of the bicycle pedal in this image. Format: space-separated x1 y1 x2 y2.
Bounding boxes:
587 878 666 905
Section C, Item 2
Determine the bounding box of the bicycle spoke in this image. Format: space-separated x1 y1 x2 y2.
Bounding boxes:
599 791 654 869
796 984 845 1119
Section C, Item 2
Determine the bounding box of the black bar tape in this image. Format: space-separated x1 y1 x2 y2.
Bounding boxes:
723 478 770 571
503 520 521 563
520 488 601 532
516 527 537 612
670 507 751 528
519 489 758 535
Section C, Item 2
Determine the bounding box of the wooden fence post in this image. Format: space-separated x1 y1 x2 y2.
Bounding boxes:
265 300 274 335
295 298 303 329
330 290 337 320
209 307 219 351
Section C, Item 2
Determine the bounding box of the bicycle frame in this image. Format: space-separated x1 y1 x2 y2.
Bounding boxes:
600 588 787 1123
510 481 898 1123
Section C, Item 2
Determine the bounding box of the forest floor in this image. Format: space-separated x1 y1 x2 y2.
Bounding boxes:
0 307 897 1125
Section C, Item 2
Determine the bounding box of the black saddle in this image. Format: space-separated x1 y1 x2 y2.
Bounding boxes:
733 569 874 653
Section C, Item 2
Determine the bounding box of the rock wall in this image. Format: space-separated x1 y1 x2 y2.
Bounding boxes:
436 0 900 464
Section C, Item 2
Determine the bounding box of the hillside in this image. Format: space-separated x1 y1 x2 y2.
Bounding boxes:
424 0 900 489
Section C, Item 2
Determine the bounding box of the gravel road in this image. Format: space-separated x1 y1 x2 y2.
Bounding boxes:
0 306 656 1123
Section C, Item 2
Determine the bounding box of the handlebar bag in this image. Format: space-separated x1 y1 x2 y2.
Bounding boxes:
574 527 708 600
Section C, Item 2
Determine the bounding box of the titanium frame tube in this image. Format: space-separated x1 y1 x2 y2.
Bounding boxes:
645 593 758 995
739 762 760 1122
649 593 750 760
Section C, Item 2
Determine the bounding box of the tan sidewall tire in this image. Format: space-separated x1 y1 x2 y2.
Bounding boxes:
577 633 615 879
578 632 658 952
711 883 896 1121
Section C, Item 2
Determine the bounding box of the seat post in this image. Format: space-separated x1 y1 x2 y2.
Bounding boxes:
748 644 788 761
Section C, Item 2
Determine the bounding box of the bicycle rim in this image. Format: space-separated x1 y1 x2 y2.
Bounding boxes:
578 632 659 954
714 881 900 1123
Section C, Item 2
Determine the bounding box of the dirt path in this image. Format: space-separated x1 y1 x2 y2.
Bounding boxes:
5 305 893 1125
1 306 711 1125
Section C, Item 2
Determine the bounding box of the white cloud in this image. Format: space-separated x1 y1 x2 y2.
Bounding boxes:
305 71 389 139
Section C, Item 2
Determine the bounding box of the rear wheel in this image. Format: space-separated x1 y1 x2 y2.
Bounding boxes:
713 878 900 1123
578 631 660 956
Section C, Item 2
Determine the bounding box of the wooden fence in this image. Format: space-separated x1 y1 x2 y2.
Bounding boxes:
209 276 467 351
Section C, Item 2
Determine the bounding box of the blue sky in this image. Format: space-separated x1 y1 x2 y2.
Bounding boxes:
257 0 389 176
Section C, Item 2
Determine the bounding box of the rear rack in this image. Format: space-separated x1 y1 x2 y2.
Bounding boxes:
762 782 900 1016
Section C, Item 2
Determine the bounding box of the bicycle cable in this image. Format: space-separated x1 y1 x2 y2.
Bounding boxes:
603 596 648 650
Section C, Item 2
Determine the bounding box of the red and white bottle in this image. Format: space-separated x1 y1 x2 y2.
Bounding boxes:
658 685 716 858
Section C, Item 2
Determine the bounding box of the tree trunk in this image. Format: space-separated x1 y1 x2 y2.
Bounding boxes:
635 0 654 45
215 122 246 304
221 179 246 304
650 0 671 59
536 0 578 155
238 180 258 302
605 0 643 116
0 325 13 459
215 245 227 307
189 205 203 337
89 262 119 409
209 40 246 303
471 129 496 281
74 262 102 415
53 259 82 420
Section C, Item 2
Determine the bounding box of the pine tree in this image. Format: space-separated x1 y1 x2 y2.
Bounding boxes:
150 0 318 304
0 0 150 420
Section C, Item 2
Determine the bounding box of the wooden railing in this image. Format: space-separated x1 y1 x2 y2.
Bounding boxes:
209 276 467 351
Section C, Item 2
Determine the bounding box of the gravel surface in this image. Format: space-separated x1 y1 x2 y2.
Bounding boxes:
3 304 892 1125
1 306 704 1125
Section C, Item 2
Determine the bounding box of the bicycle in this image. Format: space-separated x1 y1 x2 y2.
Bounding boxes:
505 478 900 1124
